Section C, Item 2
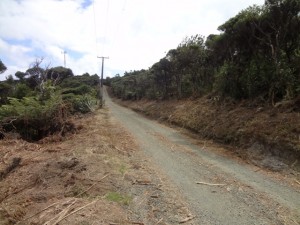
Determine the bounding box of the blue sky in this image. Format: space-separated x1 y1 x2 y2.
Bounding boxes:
0 0 265 80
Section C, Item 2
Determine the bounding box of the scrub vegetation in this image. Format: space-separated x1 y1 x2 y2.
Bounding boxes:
0 58 100 141
110 1 300 103
108 0 300 166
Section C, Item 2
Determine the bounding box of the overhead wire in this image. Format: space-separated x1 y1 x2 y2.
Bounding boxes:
108 0 127 55
101 0 110 56
92 0 99 55
92 0 127 76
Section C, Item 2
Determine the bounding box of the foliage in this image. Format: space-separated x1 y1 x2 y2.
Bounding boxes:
0 59 100 141
63 93 99 113
15 71 26 81
13 83 33 99
0 94 68 141
105 192 131 205
0 60 7 74
59 74 100 113
214 0 300 101
110 0 300 104
62 84 92 96
59 74 99 88
0 82 13 105
46 66 74 83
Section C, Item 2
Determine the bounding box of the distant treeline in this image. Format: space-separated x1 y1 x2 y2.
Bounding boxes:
108 0 300 104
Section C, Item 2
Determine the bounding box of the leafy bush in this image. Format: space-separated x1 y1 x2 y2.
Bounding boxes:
62 93 99 113
74 95 99 113
59 74 99 89
13 83 33 99
61 84 92 95
0 94 70 141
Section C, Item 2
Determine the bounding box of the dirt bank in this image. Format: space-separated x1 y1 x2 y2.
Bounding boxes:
112 95 300 171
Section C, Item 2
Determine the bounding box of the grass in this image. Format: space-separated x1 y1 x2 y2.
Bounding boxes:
64 185 90 198
119 164 127 176
105 192 132 205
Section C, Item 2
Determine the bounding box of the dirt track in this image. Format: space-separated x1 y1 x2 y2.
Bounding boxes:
104 88 300 225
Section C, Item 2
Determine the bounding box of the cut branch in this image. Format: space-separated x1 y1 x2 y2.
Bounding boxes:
55 200 98 223
179 215 195 223
75 173 109 197
196 181 226 186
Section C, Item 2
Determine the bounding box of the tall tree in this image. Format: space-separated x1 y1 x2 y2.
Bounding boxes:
0 60 7 74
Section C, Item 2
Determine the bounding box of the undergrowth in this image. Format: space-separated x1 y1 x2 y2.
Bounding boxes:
105 192 131 205
0 94 71 141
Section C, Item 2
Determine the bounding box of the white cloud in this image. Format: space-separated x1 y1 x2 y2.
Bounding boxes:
0 0 265 80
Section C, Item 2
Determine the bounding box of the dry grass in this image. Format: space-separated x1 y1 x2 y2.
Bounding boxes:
0 110 135 224
0 108 194 225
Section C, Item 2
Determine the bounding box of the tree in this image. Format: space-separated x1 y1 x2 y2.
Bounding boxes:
179 35 212 96
13 83 32 99
46 66 74 84
25 58 56 100
0 60 7 74
5 75 14 85
26 58 46 89
108 1 299 103
15 71 27 81
151 58 173 99
164 35 212 98
213 1 300 101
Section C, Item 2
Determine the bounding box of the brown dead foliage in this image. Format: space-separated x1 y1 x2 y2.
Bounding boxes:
0 109 194 225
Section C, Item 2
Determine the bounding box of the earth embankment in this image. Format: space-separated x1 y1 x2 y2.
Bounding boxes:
111 95 300 171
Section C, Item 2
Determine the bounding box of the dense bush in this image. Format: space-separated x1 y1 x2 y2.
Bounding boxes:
61 84 92 95
13 83 33 99
0 95 69 141
62 93 99 113
0 64 100 141
110 0 300 104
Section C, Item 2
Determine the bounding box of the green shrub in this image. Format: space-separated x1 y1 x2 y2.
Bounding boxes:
62 93 99 113
61 84 92 95
13 83 33 99
72 94 99 113
0 94 70 141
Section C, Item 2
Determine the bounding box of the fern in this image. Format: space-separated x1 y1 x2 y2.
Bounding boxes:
0 94 68 141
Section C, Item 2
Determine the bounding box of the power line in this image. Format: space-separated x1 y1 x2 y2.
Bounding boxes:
101 0 110 55
109 0 127 55
92 0 99 54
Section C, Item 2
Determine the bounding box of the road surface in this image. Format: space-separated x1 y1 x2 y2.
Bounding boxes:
104 88 300 225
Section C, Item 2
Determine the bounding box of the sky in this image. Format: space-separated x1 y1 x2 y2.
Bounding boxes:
0 0 265 80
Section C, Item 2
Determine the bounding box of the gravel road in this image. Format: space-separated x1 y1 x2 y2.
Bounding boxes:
104 89 300 225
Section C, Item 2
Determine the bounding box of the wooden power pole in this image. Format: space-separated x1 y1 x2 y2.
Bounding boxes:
97 56 109 107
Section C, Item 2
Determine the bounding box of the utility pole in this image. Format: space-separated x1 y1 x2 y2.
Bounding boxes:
97 56 109 87
97 56 109 107
62 50 67 67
